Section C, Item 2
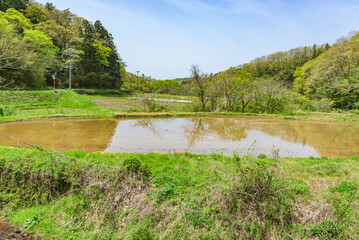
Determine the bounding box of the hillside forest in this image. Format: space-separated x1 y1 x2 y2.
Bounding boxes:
1 0 359 112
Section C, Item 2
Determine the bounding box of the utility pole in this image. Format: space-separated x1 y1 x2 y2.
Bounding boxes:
136 70 140 90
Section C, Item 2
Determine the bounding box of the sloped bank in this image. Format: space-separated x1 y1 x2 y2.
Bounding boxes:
0 146 358 239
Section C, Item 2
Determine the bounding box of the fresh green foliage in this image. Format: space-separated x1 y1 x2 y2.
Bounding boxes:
0 0 28 12
294 32 359 110
150 80 183 95
0 2 123 89
23 215 44 229
92 40 111 67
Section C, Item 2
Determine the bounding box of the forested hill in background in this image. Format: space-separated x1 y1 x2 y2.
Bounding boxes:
236 31 359 110
0 0 124 89
206 32 358 112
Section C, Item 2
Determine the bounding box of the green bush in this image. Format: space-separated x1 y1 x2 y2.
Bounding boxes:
123 157 151 177
123 157 141 172
0 104 16 116
229 154 294 238
257 153 267 159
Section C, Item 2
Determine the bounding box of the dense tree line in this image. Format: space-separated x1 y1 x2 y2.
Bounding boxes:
0 0 124 88
188 33 358 112
293 32 359 110
240 44 330 84
188 66 288 113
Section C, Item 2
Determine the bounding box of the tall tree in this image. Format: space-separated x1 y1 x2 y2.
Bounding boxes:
216 67 252 111
0 0 28 12
189 65 213 111
94 20 122 88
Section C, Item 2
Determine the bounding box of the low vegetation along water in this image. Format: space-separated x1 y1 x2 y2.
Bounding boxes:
1 116 358 158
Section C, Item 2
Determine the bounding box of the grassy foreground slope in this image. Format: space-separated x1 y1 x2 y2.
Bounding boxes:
0 90 114 121
0 146 358 239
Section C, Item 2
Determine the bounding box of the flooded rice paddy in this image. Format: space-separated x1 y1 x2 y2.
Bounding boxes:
0 117 358 158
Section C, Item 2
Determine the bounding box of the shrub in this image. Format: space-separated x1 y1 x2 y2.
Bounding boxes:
229 154 294 238
257 154 267 159
123 157 141 172
0 104 16 116
123 157 151 177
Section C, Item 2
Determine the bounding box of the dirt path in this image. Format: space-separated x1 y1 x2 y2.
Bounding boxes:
0 221 36 240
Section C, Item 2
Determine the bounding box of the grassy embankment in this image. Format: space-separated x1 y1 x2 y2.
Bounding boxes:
0 146 358 239
0 90 114 122
1 90 359 122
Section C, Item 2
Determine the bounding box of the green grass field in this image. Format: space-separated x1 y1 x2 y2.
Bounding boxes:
1 90 358 122
0 90 114 121
0 146 358 239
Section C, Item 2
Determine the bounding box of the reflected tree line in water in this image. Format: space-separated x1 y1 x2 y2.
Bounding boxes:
131 117 359 157
0 118 358 157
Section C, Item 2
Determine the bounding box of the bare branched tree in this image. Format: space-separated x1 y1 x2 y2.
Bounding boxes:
189 64 212 111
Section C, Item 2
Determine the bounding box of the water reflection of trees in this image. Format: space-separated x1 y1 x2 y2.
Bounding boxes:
183 118 248 147
183 118 207 147
131 117 359 157
133 119 161 136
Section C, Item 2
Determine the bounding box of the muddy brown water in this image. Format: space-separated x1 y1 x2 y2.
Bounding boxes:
0 117 358 158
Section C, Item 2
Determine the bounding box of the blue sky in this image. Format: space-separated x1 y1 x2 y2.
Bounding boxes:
36 0 359 79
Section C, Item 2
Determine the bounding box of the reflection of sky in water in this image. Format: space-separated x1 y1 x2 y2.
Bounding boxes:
106 118 320 157
0 117 356 158
238 130 319 157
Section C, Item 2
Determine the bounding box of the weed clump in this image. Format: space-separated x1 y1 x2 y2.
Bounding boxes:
123 157 151 177
331 181 358 193
289 182 310 195
228 153 294 238
310 219 339 239
324 181 359 239
123 157 141 172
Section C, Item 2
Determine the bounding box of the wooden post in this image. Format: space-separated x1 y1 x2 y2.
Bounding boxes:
53 75 56 91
